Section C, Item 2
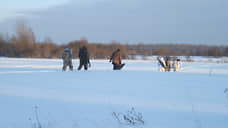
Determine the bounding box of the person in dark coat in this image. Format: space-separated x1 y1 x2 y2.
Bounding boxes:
62 47 73 71
157 56 166 72
78 46 91 70
110 49 125 70
165 56 171 72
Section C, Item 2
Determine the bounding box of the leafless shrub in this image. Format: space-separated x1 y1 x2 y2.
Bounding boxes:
112 107 144 126
29 106 42 128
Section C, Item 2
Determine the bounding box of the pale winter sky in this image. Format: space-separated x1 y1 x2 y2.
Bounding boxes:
0 0 227 45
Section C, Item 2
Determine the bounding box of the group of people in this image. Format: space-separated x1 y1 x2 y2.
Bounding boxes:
62 46 124 71
157 56 181 72
62 46 181 72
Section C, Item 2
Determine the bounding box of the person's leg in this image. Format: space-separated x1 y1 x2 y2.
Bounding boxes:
84 64 88 70
69 60 73 71
78 62 83 70
162 67 165 72
176 64 180 71
113 64 121 70
62 61 67 71
119 63 125 69
113 64 117 70
168 64 171 72
62 65 67 71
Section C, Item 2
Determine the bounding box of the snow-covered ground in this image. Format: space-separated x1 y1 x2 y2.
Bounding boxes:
0 57 228 128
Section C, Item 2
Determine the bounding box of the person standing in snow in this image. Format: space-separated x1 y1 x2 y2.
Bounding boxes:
62 47 73 71
165 56 171 72
173 58 181 72
109 49 125 70
157 56 166 72
78 46 91 70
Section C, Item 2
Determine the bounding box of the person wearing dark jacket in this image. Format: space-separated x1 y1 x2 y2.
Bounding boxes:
110 49 125 70
78 46 91 70
165 56 171 72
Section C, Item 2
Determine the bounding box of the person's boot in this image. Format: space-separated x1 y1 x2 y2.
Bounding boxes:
78 64 82 70
70 66 73 71
83 64 88 70
113 64 125 70
62 66 66 71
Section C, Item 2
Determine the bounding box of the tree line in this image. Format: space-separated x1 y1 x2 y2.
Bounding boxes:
0 22 228 59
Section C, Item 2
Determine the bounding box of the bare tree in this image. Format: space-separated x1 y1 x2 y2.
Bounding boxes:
14 20 36 57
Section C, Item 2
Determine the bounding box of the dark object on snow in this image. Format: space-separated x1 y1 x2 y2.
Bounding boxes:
165 56 171 72
110 49 124 70
62 48 73 71
157 57 166 69
114 63 125 70
112 107 144 125
78 46 91 70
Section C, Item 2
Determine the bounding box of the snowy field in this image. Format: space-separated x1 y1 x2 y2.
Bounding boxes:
0 57 228 128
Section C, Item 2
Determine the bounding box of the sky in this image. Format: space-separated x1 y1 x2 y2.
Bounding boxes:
0 0 69 22
0 0 227 45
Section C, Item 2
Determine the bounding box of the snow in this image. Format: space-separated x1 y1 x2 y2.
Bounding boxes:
0 57 228 128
